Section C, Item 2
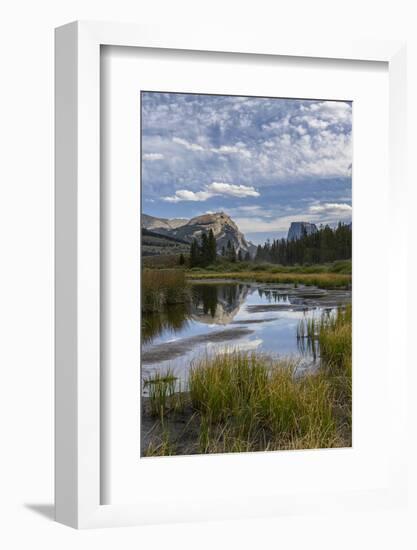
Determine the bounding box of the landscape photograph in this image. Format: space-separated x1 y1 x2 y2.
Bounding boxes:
140 91 352 457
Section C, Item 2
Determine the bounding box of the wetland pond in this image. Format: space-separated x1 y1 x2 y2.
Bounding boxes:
141 280 351 394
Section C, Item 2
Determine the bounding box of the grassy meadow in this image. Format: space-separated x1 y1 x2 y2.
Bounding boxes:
186 258 351 289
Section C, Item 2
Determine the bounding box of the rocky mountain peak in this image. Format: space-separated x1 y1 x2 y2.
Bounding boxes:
287 222 318 241
142 211 256 257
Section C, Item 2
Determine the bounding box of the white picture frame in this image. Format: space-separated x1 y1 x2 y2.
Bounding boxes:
55 20 407 529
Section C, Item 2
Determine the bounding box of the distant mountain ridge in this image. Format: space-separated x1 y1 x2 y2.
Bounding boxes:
287 222 318 241
142 227 189 245
142 213 188 231
142 212 257 257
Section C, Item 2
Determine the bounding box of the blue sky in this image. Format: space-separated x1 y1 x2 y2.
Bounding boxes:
141 92 352 243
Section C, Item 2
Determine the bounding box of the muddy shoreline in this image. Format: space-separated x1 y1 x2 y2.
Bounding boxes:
142 327 254 364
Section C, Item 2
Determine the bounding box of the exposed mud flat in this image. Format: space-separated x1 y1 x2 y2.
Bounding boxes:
141 399 201 456
246 304 308 313
142 327 253 364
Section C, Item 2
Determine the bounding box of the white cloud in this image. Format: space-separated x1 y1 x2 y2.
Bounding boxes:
163 189 213 203
162 182 260 202
300 117 329 130
309 202 352 213
173 137 251 158
309 101 352 123
143 153 164 161
256 129 352 180
211 144 252 158
142 94 353 196
172 137 205 151
207 182 259 198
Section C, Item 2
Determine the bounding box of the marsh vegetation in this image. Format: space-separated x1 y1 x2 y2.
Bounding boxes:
141 252 352 457
142 269 190 313
142 302 351 456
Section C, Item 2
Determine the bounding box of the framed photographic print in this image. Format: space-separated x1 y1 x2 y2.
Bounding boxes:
139 90 353 457
55 21 407 528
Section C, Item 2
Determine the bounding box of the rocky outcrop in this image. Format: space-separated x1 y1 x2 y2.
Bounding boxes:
287 222 318 241
142 211 256 257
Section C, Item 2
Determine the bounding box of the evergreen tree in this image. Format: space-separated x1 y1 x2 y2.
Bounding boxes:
190 239 200 267
244 251 251 262
207 229 217 264
237 249 242 262
201 232 209 266
179 253 185 266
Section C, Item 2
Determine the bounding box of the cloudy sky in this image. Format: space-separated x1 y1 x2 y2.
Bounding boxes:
141 92 352 243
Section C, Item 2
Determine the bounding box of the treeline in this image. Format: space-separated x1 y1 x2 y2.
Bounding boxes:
255 223 352 265
186 223 351 268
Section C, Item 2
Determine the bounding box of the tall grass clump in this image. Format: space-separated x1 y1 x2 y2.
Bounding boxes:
142 269 190 312
319 305 352 369
188 351 344 453
318 305 352 427
189 352 269 424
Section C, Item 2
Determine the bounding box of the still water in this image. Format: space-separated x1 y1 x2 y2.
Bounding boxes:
141 281 351 391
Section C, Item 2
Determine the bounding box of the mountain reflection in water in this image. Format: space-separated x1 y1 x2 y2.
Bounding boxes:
141 281 351 388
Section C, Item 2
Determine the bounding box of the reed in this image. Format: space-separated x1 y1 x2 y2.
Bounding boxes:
142 269 190 312
297 305 352 370
143 369 177 417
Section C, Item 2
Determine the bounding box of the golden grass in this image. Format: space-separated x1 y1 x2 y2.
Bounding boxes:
186 270 351 289
188 352 344 453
